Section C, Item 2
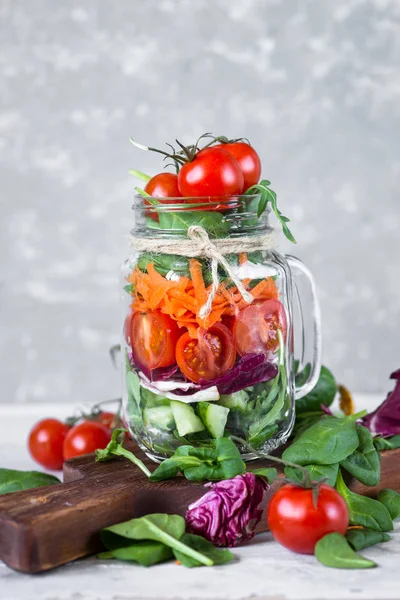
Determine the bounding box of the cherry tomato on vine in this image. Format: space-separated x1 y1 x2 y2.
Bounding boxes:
28 418 69 470
175 323 236 383
178 147 244 199
233 298 287 356
130 311 180 370
63 421 112 460
220 142 261 190
143 173 181 220
97 411 119 430
144 173 180 198
268 484 349 555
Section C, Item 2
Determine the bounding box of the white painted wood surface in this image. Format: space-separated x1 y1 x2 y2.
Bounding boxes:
0 396 399 600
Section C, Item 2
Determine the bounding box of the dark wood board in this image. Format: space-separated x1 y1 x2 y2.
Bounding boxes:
0 442 399 574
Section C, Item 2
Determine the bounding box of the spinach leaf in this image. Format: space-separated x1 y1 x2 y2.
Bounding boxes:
101 514 213 567
247 467 278 483
126 370 144 429
96 429 152 478
0 469 60 495
173 533 234 568
315 533 376 569
340 425 380 486
98 540 173 566
291 410 324 438
282 417 359 466
284 463 339 487
336 470 393 532
373 435 400 451
159 211 229 237
377 489 400 520
137 252 191 277
295 365 337 413
346 529 391 552
150 438 245 482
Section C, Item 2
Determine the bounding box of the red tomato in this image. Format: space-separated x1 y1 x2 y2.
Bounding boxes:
221 142 261 190
178 147 244 198
175 323 236 383
233 299 287 356
143 173 181 220
124 311 134 346
28 418 69 470
268 484 349 554
63 421 112 460
97 411 118 429
130 311 180 370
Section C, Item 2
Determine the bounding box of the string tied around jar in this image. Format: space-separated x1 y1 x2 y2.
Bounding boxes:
130 225 276 319
187 225 254 319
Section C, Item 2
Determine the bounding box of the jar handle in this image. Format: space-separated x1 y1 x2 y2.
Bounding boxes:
286 255 322 400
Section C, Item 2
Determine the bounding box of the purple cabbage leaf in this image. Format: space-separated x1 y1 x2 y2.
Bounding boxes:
199 353 278 394
186 472 267 547
361 369 400 437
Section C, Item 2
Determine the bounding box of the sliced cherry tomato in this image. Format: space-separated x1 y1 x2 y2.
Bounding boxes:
130 311 180 370
178 147 244 199
63 421 112 460
221 142 261 190
175 323 236 383
124 311 134 346
233 298 287 356
28 418 70 470
268 484 349 554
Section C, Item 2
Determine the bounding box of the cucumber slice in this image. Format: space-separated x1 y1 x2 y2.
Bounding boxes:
143 406 174 431
170 401 205 437
197 402 230 438
218 389 249 412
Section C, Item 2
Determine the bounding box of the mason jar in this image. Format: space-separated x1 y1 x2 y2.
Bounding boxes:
121 194 321 462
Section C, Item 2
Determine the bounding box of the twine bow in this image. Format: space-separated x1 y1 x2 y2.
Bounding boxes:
187 225 254 319
130 225 276 320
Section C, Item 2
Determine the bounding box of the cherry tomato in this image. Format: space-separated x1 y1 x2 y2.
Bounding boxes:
130 311 180 370
178 147 244 199
268 484 349 554
221 142 261 190
63 421 112 460
143 173 181 220
144 172 180 198
124 311 134 346
28 418 69 470
175 323 236 383
97 411 118 429
233 299 287 356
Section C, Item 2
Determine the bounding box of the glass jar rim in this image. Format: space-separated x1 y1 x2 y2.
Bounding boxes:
132 193 266 212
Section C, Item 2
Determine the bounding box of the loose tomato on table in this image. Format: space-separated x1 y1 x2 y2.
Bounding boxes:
130 311 180 370
233 298 287 356
268 484 349 555
63 421 112 461
177 147 244 199
219 142 261 190
175 323 236 383
28 418 69 470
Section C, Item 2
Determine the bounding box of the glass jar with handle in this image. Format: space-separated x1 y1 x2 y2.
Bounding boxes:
121 194 321 462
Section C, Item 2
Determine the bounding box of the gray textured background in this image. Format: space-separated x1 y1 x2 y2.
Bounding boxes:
1 0 399 406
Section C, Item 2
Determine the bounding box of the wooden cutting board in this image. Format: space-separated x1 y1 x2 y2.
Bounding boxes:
0 442 399 574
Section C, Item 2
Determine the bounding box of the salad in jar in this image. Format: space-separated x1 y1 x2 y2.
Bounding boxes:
122 134 298 461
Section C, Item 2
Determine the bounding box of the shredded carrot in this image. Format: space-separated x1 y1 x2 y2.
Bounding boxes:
190 259 207 312
250 277 278 300
239 252 247 265
128 265 281 330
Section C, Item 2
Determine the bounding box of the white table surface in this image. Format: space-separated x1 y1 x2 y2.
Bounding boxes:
0 396 399 600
